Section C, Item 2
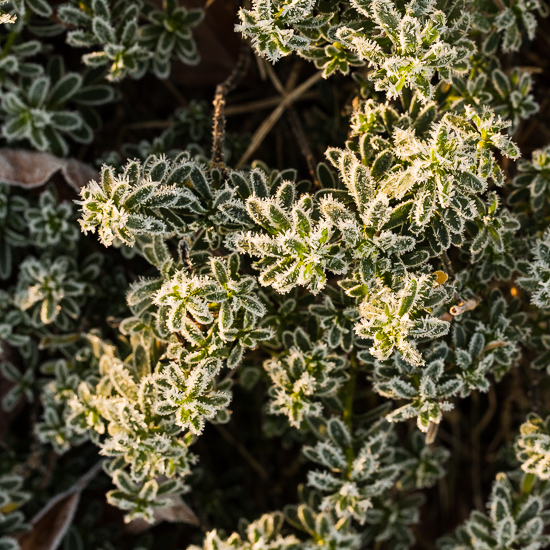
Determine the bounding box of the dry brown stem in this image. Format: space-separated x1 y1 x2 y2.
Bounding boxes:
211 43 251 171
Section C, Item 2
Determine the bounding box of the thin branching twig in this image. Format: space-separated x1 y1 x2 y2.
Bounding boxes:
211 43 251 171
235 71 323 169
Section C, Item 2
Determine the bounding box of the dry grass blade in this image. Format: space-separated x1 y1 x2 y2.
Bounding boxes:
235 71 323 169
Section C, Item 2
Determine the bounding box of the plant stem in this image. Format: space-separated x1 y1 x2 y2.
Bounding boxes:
343 353 357 467
211 42 251 172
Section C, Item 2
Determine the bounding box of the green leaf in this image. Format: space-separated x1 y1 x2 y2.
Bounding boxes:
49 74 82 106
398 278 418 316
27 0 52 17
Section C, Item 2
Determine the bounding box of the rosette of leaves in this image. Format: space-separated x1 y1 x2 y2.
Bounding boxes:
444 60 539 132
518 230 550 308
14 255 87 327
354 273 450 367
78 157 187 247
139 0 204 78
438 472 550 550
372 349 460 431
24 186 79 249
510 144 550 217
397 430 450 490
309 291 360 353
35 334 122 455
188 512 302 550
0 474 29 550
0 360 34 412
59 0 149 81
170 100 211 143
457 287 527 382
233 187 349 295
447 72 495 114
0 185 28 279
474 0 548 54
263 328 348 427
516 413 550 479
106 469 185 524
155 357 232 435
303 417 401 524
147 254 270 354
36 359 89 453
464 194 522 283
1 56 114 155
489 67 538 129
153 271 227 334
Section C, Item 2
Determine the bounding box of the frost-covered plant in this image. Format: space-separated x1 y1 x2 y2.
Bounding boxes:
303 417 401 524
0 474 29 550
0 185 28 280
14 255 86 326
237 0 474 101
24 186 79 249
58 0 203 81
188 512 301 550
511 144 550 216
66 342 197 522
438 472 550 550
138 0 203 78
370 287 527 432
474 0 548 54
264 330 348 427
518 230 550 308
1 57 114 155
0 1 15 24
2 0 550 548
490 67 539 129
516 413 550 479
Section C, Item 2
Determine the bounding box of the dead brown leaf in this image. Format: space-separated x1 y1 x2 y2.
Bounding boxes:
16 461 103 550
0 150 98 193
124 494 200 534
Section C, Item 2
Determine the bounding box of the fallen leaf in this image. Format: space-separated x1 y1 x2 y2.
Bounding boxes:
17 461 104 550
125 495 200 534
0 149 98 193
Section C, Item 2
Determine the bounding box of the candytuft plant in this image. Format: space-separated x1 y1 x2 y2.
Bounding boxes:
2 1 550 549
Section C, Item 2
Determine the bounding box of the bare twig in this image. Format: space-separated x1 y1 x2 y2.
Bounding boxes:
471 387 497 510
214 424 268 480
263 60 286 96
287 108 320 187
125 120 172 131
235 71 323 169
211 43 251 171
161 79 188 107
225 92 317 116
262 61 320 184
